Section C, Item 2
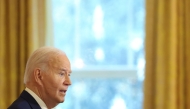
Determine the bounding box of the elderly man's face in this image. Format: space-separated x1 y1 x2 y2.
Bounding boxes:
41 53 72 104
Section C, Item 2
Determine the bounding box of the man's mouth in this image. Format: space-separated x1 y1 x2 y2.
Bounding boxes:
60 90 67 94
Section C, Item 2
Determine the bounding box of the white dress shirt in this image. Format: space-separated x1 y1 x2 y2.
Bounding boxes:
25 87 48 109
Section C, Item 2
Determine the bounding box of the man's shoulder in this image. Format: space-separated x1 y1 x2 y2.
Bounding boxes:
7 96 31 109
7 90 41 109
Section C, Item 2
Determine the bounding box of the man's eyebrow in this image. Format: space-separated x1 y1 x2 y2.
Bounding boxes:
60 68 72 73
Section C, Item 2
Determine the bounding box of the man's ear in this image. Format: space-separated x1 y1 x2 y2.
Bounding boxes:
33 69 43 86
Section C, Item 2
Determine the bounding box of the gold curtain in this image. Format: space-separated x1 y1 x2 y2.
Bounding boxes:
0 0 52 108
144 0 190 109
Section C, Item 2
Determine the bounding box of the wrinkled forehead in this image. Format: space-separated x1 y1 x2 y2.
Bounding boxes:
48 53 71 71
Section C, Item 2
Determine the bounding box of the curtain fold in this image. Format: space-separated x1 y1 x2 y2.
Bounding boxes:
144 0 190 109
0 0 50 108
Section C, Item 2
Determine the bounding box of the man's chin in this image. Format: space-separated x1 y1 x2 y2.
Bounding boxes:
58 98 65 103
60 100 64 103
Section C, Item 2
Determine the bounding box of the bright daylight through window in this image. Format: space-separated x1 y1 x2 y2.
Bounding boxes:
52 0 145 109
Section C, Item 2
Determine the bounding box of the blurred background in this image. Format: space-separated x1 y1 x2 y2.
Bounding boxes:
1 0 190 109
53 0 145 109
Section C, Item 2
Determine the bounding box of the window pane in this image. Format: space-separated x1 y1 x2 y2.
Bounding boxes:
53 0 145 69
56 79 143 109
52 0 145 108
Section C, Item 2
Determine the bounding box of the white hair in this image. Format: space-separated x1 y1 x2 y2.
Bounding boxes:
24 46 65 84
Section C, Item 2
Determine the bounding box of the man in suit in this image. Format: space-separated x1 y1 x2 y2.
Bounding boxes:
8 46 72 109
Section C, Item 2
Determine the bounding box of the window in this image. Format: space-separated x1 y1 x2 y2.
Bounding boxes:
52 0 145 109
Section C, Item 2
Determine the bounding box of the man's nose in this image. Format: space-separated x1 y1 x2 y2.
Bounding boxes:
64 74 72 85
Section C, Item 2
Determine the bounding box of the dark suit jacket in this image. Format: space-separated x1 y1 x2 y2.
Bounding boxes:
7 90 41 109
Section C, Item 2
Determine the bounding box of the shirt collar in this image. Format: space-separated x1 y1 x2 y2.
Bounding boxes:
25 87 48 109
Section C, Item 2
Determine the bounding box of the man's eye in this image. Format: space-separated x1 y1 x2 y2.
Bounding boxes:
59 72 65 76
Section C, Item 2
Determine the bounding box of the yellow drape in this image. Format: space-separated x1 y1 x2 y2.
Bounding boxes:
144 0 190 109
0 0 51 108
